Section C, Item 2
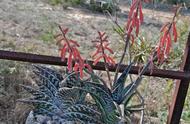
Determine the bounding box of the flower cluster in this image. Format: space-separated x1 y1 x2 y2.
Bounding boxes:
56 1 179 80
91 31 115 66
157 21 177 63
125 0 143 44
55 26 91 77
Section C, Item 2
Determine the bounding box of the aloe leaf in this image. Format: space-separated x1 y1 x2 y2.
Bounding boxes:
73 82 118 124
33 65 63 81
84 69 101 83
20 84 52 102
113 63 133 89
123 88 135 107
122 78 143 105
65 104 101 116
112 63 133 104
61 71 82 87
33 107 56 117
17 99 61 114
33 65 63 89
33 69 58 92
61 112 103 124
56 87 82 105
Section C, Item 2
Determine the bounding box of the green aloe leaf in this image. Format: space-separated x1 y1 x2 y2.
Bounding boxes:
112 63 133 104
74 82 119 124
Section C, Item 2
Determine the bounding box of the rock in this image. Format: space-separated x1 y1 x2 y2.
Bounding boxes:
25 111 50 124
25 111 76 124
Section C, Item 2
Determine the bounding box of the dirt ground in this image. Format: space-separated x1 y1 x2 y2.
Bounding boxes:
0 0 190 123
1 0 187 55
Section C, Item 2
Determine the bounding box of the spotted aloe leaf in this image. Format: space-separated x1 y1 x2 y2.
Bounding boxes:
74 82 119 124
112 63 133 104
19 66 120 123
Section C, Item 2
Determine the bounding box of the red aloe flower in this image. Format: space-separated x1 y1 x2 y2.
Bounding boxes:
55 26 91 78
155 6 180 63
91 31 115 88
157 21 178 63
91 31 115 66
172 22 177 43
125 0 144 45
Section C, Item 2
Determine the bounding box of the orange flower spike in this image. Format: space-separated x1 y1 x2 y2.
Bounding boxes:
165 34 172 56
161 32 168 47
98 31 106 38
135 18 140 36
172 22 177 42
139 2 143 23
131 12 137 27
69 40 80 47
92 51 99 58
60 44 67 61
57 26 92 78
160 37 165 48
92 31 115 67
73 63 79 74
157 19 178 62
63 28 69 34
128 9 134 20
92 45 102 58
93 55 104 65
106 56 116 65
67 52 73 72
128 27 133 36
126 0 144 38
84 64 92 72
104 46 114 54
160 23 169 32
131 0 138 11
79 65 84 78
157 34 166 61
102 35 109 42
72 48 79 60
56 37 65 45
126 19 132 31
126 0 138 31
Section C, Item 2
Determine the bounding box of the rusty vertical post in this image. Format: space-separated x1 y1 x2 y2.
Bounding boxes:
167 33 190 124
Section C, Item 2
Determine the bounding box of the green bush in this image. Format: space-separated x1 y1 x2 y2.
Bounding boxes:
156 0 190 5
89 0 120 13
48 0 86 6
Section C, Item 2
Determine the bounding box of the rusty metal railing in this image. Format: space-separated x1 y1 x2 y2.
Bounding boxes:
0 50 189 80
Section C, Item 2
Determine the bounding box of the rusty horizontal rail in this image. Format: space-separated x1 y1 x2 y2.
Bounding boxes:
0 50 190 80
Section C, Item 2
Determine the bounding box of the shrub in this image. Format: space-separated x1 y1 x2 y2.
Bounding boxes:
48 0 86 7
89 0 120 13
155 0 190 6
